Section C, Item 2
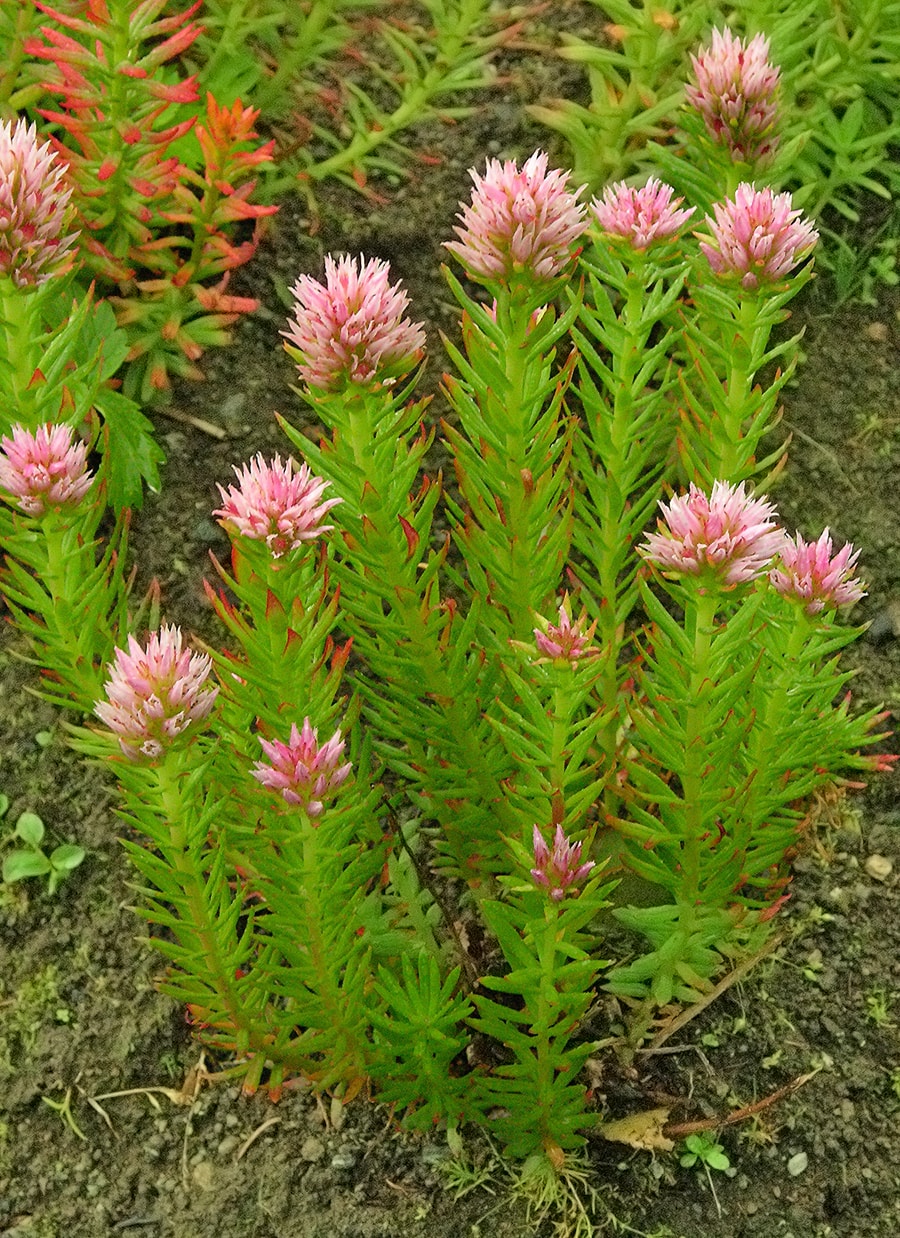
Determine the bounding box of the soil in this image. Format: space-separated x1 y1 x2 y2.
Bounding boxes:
3 5 900 1237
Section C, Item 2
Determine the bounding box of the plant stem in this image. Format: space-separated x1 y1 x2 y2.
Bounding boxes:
0 282 40 419
495 295 542 640
339 391 523 849
591 269 647 805
534 903 564 1158
38 514 105 709
288 820 369 1083
677 586 718 930
716 294 765 481
155 754 259 1056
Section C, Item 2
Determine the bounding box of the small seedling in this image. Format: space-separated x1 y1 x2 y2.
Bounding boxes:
679 1133 731 1172
680 1132 732 1219
2 811 85 895
865 987 896 1029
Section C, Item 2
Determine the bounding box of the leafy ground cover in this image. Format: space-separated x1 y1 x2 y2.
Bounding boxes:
2 9 900 1237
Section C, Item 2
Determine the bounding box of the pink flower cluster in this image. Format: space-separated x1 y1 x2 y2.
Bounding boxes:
283 254 426 390
641 480 782 587
252 718 351 817
214 454 340 558
686 27 781 163
590 178 695 250
534 595 598 663
445 150 588 283
700 184 818 290
770 528 865 615
0 117 78 287
0 422 93 515
95 626 219 761
642 482 867 611
531 824 595 901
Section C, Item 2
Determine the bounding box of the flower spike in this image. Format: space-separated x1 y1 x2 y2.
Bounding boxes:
769 529 866 615
533 594 598 664
214 454 341 558
641 480 782 586
686 26 781 163
699 184 818 290
95 626 218 760
531 824 595 901
0 117 78 286
283 254 426 391
0 423 93 515
252 718 352 817
445 150 588 284
590 178 695 250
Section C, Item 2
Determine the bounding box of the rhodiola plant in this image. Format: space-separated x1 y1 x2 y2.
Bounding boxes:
533 1 900 292
0 119 893 1211
15 0 278 404
0 116 160 510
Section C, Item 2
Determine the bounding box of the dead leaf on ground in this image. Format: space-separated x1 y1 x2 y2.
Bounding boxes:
597 1107 674 1152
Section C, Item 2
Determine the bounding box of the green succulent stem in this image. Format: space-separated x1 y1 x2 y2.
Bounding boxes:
714 293 767 481
37 511 106 710
677 584 719 928
0 280 40 418
533 903 566 1154
593 264 650 803
154 753 259 1056
494 291 544 642
345 394 521 840
293 819 371 1082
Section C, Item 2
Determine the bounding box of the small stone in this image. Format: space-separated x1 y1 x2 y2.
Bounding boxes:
300 1136 325 1162
220 392 248 424
787 1151 808 1176
191 1160 215 1190
217 1135 240 1158
865 854 892 881
330 1146 358 1172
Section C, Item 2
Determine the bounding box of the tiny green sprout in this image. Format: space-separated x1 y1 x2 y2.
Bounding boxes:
679 1132 731 1172
2 810 85 895
865 987 896 1029
887 1066 900 1101
802 949 825 984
